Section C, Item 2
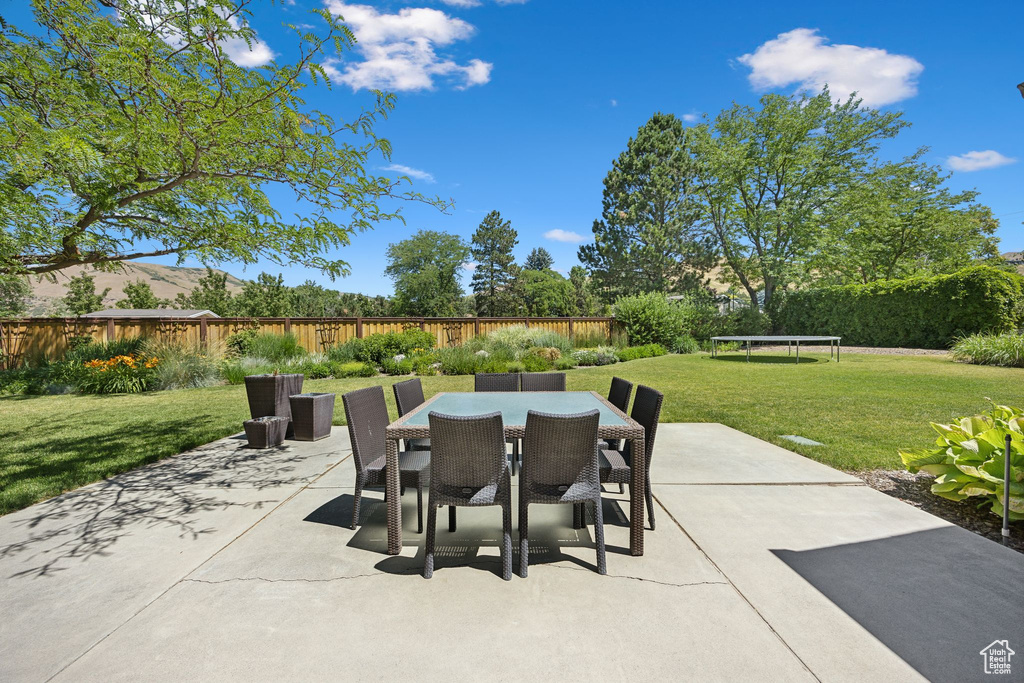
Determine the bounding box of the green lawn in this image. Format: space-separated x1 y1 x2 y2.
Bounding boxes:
3 351 1024 515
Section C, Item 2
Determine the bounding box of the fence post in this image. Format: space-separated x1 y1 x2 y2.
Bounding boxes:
283 317 291 333
106 318 115 342
474 318 480 337
525 317 530 328
419 318 425 331
568 317 575 339
356 317 363 339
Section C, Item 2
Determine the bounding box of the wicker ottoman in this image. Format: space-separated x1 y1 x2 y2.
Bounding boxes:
244 373 304 436
243 415 289 449
288 393 335 442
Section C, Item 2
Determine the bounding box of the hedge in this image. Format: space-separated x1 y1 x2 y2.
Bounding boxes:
774 266 1024 349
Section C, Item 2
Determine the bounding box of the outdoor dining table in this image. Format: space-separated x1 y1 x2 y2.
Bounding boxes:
384 391 648 556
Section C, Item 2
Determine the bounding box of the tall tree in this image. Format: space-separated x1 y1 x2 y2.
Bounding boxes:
690 90 906 310
116 280 168 309
174 267 234 315
385 231 470 317
0 0 448 278
809 153 1001 283
234 273 290 317
0 275 30 317
568 266 600 316
60 273 109 315
523 247 554 271
469 210 518 316
521 268 576 316
579 113 714 302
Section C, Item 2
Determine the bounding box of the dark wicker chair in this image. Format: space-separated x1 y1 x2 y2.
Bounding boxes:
598 384 663 530
424 411 513 581
519 409 605 577
474 372 519 392
341 386 429 533
600 376 634 491
474 372 521 473
520 372 566 392
392 378 430 451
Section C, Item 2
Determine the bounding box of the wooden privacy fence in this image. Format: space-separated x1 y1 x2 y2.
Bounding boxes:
0 316 616 368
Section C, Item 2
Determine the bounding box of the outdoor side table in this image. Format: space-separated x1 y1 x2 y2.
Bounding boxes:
244 373 304 436
243 415 289 449
288 393 335 441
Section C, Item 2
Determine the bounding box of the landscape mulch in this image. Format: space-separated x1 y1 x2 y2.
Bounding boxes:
858 469 1023 554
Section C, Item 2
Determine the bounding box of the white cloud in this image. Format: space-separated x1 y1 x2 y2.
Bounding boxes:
737 28 923 106
544 229 586 244
380 163 436 183
461 262 478 271
681 112 699 123
946 150 1017 172
610 98 618 107
136 5 275 68
323 3 492 91
439 0 481 6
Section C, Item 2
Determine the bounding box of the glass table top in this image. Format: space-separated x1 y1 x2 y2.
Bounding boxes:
401 392 628 427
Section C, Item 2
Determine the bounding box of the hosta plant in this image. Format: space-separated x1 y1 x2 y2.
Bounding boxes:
899 404 1024 520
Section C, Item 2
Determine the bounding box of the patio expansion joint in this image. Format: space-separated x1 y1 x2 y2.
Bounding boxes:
652 492 824 683
537 561 729 589
182 572 393 585
43 452 353 683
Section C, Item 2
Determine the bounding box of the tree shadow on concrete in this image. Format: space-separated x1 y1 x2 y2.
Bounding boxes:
773 526 1024 683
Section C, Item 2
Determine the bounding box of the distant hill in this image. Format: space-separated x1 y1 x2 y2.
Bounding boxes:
1002 252 1024 275
25 262 246 315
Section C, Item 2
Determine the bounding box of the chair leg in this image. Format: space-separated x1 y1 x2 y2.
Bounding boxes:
424 502 437 579
519 498 529 578
592 498 607 575
448 506 457 532
572 502 584 529
501 496 512 581
351 476 364 530
618 483 624 494
416 483 423 534
645 474 656 531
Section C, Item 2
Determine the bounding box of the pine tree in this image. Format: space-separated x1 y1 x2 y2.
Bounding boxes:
60 273 109 315
524 247 554 271
469 210 518 316
116 280 167 309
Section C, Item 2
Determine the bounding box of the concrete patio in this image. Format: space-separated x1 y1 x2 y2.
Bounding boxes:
1 424 1021 682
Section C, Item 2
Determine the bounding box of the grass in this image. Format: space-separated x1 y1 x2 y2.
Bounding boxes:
3 352 1024 516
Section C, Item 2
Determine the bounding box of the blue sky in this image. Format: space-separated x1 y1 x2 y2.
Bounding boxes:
16 0 1024 295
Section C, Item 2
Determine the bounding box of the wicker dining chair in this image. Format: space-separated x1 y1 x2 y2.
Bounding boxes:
520 372 566 392
424 411 513 581
519 409 605 577
600 376 634 492
474 372 521 474
392 378 430 452
342 386 429 533
597 384 664 530
474 372 519 392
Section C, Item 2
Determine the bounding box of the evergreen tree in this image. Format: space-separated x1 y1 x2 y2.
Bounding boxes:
524 247 554 271
469 211 518 316
0 275 30 317
234 273 290 317
569 266 599 316
60 273 109 315
579 113 714 302
116 280 167 309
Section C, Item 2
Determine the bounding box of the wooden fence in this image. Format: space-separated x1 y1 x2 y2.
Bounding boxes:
0 316 616 369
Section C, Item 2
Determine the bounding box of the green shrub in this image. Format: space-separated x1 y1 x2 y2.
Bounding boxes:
481 325 573 359
521 352 553 372
776 266 1024 349
553 357 577 371
616 344 667 362
357 329 436 366
381 357 414 376
673 292 734 341
0 367 54 395
674 334 700 354
242 332 307 362
143 338 223 390
292 354 333 379
572 346 619 366
613 293 686 348
331 361 378 378
900 403 1024 520
728 307 772 336
225 327 261 356
220 357 277 384
326 338 363 363
951 334 1024 367
436 346 481 375
413 357 438 376
63 336 146 363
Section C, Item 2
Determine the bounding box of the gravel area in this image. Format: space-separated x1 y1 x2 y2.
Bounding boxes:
858 469 1023 554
